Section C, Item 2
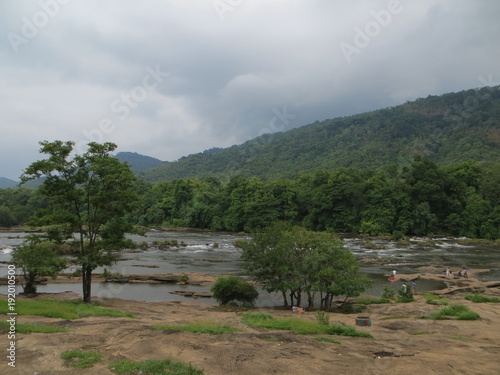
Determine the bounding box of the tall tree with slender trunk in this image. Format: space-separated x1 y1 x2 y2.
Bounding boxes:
21 141 141 303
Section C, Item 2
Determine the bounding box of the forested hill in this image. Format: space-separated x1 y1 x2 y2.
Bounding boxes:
140 86 500 183
115 152 163 172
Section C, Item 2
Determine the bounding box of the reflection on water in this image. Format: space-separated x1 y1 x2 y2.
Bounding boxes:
1 231 499 305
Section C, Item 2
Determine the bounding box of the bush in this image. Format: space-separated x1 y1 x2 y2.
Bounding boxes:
397 285 414 302
211 276 258 306
381 286 396 301
314 310 330 325
340 303 366 314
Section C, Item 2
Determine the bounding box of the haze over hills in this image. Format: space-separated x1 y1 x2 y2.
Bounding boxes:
0 152 163 189
139 86 500 183
1 86 499 187
114 152 163 172
0 177 17 189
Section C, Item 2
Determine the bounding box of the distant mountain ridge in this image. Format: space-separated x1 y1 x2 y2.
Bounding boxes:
139 86 500 182
115 152 163 172
0 177 18 189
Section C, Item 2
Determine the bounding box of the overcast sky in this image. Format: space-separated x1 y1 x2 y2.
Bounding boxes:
1 0 499 180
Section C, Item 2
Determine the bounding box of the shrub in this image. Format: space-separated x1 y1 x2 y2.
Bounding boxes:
314 310 330 326
381 286 396 301
211 276 259 306
397 285 414 302
340 302 366 314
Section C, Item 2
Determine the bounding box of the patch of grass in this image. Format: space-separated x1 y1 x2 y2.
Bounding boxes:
409 330 430 335
0 321 70 333
355 296 389 305
60 349 102 369
153 321 240 335
314 337 341 344
240 312 372 338
422 292 450 305
109 359 203 375
425 304 481 321
0 299 136 319
450 336 474 342
464 293 500 303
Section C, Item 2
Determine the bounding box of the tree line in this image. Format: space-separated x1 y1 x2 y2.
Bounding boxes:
132 157 500 239
1 157 499 240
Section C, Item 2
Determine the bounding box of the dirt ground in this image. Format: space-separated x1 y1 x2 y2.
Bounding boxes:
1 276 500 375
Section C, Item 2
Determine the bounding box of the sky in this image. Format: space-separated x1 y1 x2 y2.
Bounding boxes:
1 0 499 180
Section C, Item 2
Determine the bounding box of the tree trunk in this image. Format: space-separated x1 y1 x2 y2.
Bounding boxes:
282 291 289 307
82 265 92 303
307 291 315 310
24 274 37 294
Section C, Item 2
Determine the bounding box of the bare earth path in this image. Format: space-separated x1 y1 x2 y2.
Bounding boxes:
1 277 500 375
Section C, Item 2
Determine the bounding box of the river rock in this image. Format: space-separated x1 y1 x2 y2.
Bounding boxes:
169 291 212 298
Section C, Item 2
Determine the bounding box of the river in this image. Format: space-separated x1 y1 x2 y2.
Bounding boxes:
1 230 499 306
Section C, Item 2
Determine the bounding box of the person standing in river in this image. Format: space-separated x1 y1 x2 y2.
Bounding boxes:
412 281 417 294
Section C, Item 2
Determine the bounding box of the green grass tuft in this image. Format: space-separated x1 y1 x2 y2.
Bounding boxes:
422 292 450 305
240 312 372 338
0 321 70 333
153 321 240 335
450 336 474 342
425 304 481 320
109 358 204 375
0 298 136 319
60 349 102 369
464 293 500 303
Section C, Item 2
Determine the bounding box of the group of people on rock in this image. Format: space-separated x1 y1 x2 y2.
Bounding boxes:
445 267 468 278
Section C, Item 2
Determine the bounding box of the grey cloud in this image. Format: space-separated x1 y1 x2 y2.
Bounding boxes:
0 0 499 180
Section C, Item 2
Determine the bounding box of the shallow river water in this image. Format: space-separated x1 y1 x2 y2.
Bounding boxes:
1 231 499 307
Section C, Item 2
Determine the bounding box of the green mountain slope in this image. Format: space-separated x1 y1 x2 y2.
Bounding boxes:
115 152 163 172
140 86 500 182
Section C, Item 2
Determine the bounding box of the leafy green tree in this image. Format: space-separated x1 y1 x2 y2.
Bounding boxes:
11 235 66 294
0 205 15 227
211 275 259 306
21 141 141 303
241 222 371 309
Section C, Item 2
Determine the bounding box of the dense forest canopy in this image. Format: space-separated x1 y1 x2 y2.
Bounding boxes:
1 158 499 239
